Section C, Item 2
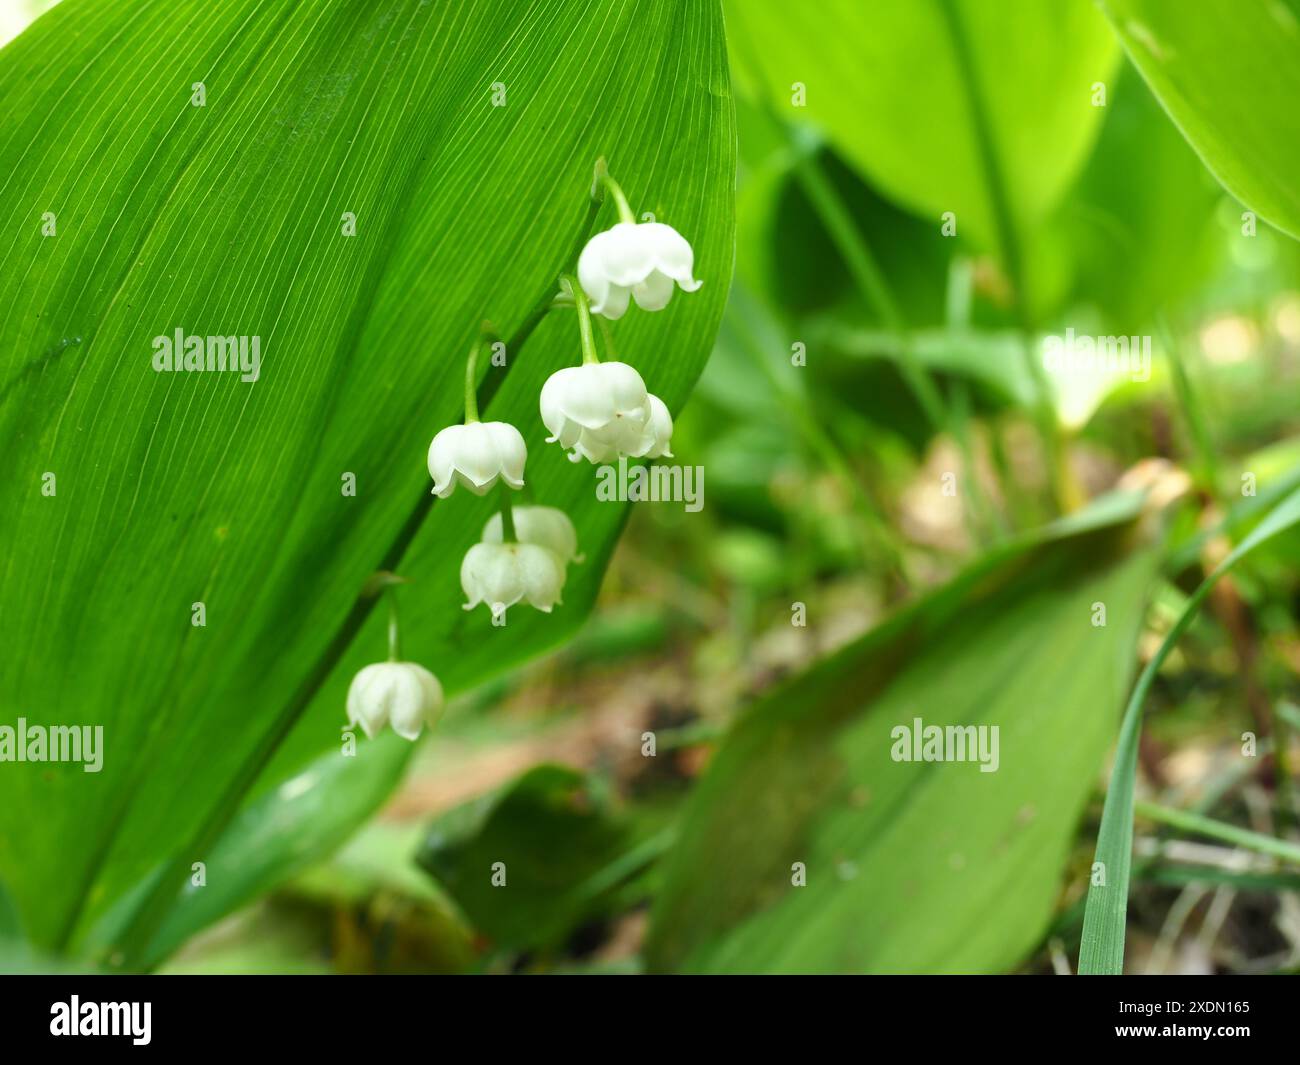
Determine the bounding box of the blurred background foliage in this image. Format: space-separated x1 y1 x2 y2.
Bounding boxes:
5 0 1300 974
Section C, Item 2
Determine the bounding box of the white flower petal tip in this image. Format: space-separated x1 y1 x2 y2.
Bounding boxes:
345 662 444 742
482 505 582 565
427 420 527 498
460 541 565 622
577 221 700 319
637 394 674 459
540 361 661 465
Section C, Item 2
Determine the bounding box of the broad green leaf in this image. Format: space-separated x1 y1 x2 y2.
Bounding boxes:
1079 486 1300 975
646 493 1163 973
1099 0 1300 240
0 0 734 962
725 0 1118 307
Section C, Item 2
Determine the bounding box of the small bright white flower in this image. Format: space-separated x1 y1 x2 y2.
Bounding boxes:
427 421 526 498
541 361 664 464
577 221 701 320
482 505 584 565
461 541 565 622
346 662 443 741
640 394 674 459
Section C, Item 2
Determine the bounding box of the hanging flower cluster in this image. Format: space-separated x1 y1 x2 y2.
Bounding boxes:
347 160 700 740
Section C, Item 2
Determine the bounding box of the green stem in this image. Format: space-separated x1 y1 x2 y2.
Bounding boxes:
948 380 995 544
386 589 401 662
498 482 517 542
935 0 1066 512
727 303 905 578
1135 801 1300 866
728 3 1006 543
595 316 618 360
563 274 599 365
463 338 482 423
592 157 636 224
1157 314 1219 500
791 155 947 432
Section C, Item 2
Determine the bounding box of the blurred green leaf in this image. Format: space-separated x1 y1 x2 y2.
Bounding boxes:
727 0 1118 307
763 148 954 327
647 493 1163 973
93 732 416 967
0 0 733 962
0 878 21 945
1100 0 1300 240
1057 62 1223 328
1135 801 1300 865
1140 866 1300 894
416 765 651 952
156 904 333 976
824 325 1038 411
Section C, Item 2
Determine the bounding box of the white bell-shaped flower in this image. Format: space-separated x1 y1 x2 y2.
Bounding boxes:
541 361 663 464
482 505 584 565
346 661 443 741
461 541 565 622
577 221 701 320
641 394 674 459
427 421 526 498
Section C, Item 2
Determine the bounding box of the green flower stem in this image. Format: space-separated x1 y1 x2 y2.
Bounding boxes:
386 588 401 662
595 316 618 360
498 482 517 542
463 337 482 422
592 157 636 224
563 274 599 365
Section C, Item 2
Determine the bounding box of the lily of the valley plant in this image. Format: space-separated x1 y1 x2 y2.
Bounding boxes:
347 160 700 740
